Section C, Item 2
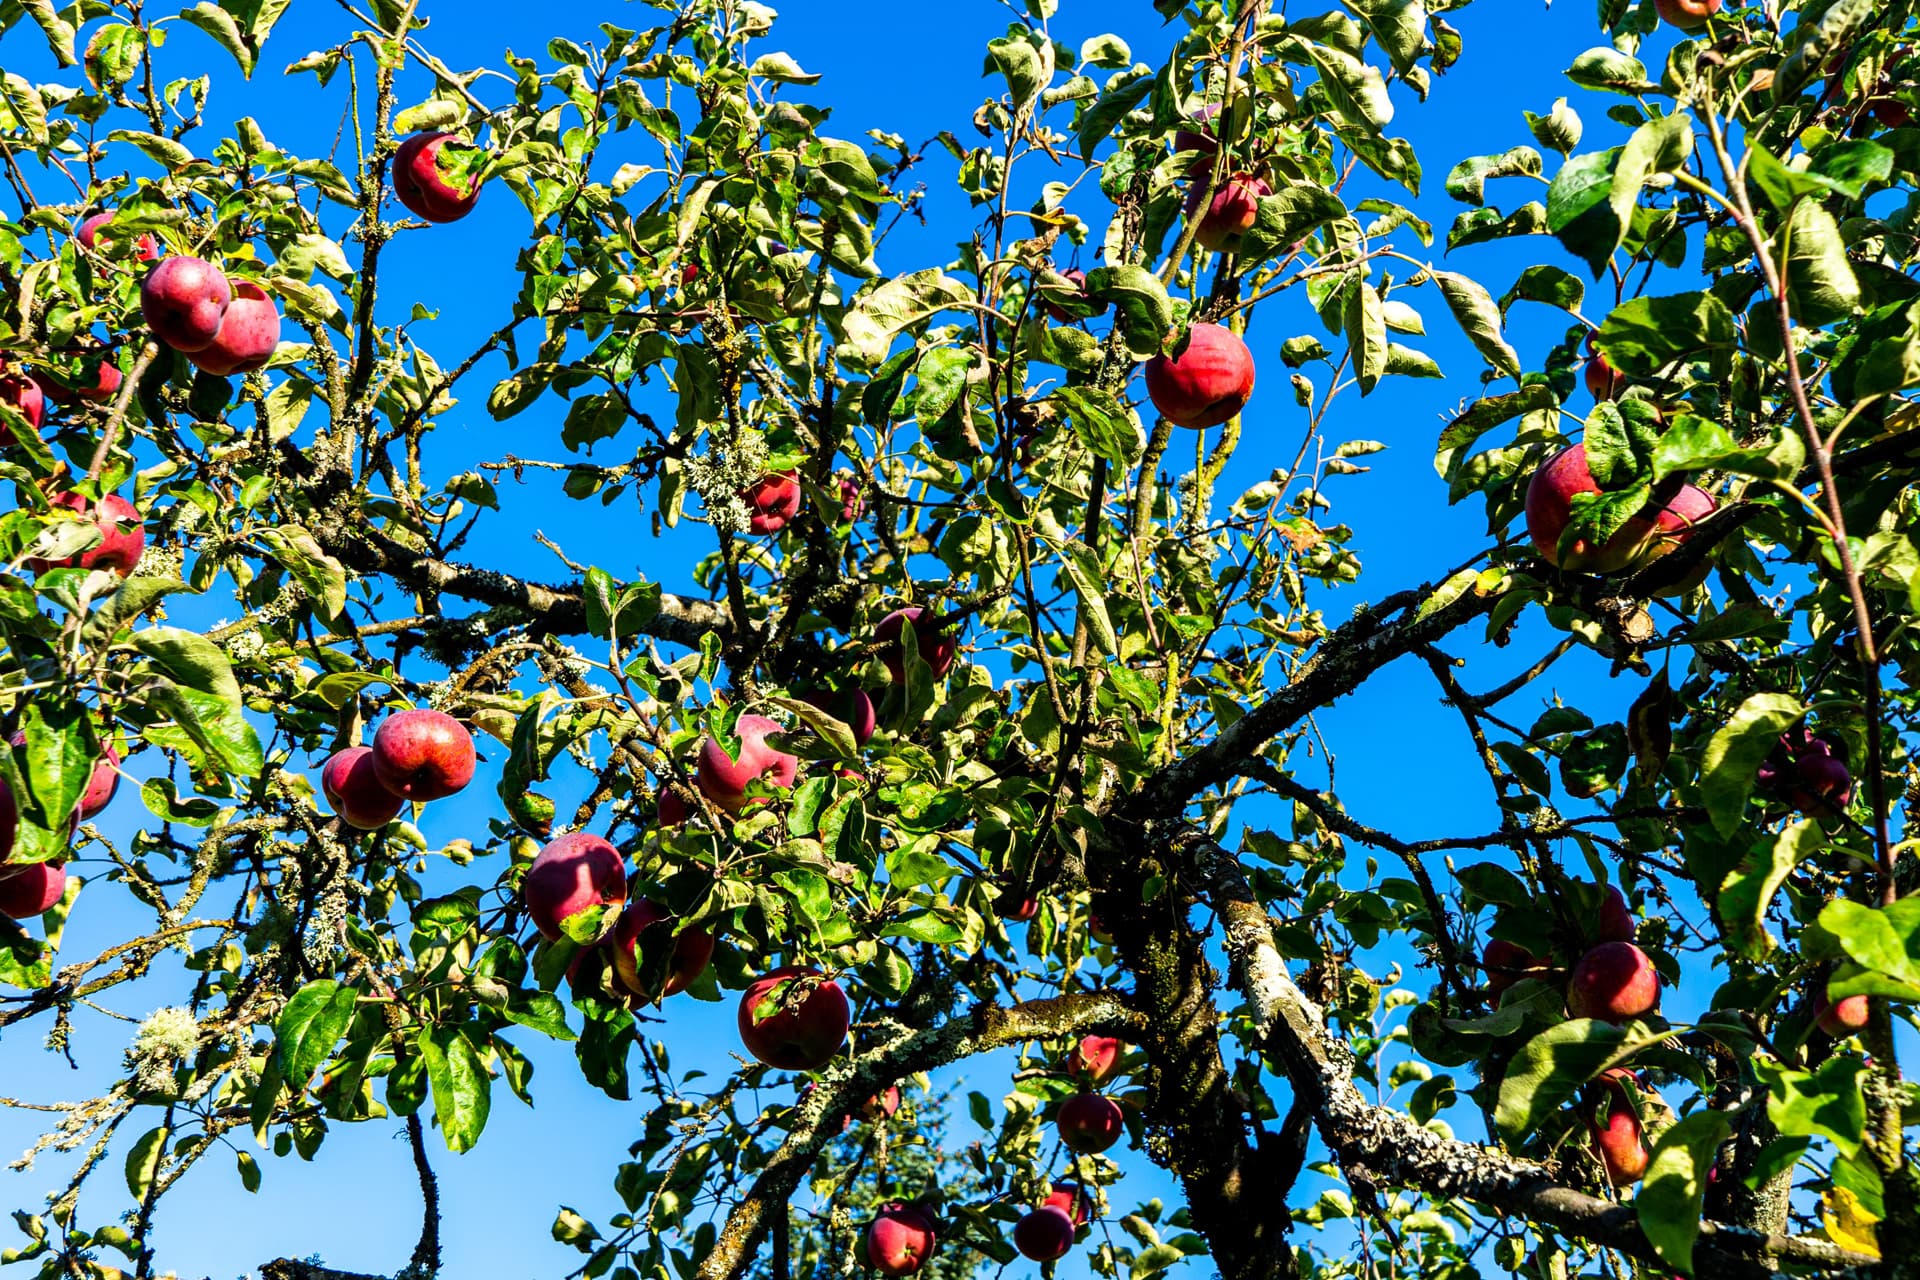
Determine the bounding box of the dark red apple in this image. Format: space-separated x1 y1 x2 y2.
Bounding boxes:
876 607 958 683
1144 323 1255 429
1597 885 1636 944
1044 1183 1093 1227
696 714 799 813
609 897 713 999
743 472 802 535
1057 1092 1124 1154
804 687 876 747
321 746 406 831
188 281 280 376
1012 1206 1076 1261
1759 730 1854 815
1065 1034 1122 1085
75 211 159 261
737 966 850 1071
657 786 690 827
861 1086 903 1121
523 832 627 942
0 861 66 919
1185 174 1270 253
1171 103 1221 175
1584 335 1626 401
392 132 484 223
34 492 144 576
1653 0 1721 30
0 367 46 443
1567 941 1660 1021
370 709 476 801
998 888 1039 922
1039 269 1108 324
141 256 232 353
866 1203 937 1276
1482 938 1542 996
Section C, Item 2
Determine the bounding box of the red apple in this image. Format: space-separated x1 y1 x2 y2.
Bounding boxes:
866 1203 937 1277
657 786 690 827
998 888 1039 922
1056 1092 1124 1154
1584 336 1626 401
1040 269 1109 324
1816 985 1871 1038
1589 1092 1649 1185
804 687 877 747
1185 174 1269 253
34 492 144 576
1597 885 1636 944
320 746 406 831
609 897 713 999
1567 941 1660 1021
861 1086 903 1121
76 742 120 822
1482 938 1541 996
695 714 799 813
1012 1206 1076 1261
876 607 958 683
370 709 476 801
737 966 850 1071
75 211 159 261
1171 103 1221 176
0 367 46 444
1523 445 1670 574
523 832 628 942
0 861 65 919
141 256 232 353
35 352 122 405
188 281 280 376
837 475 864 523
1044 1183 1093 1227
1653 0 1721 30
392 132 484 223
1065 1034 1122 1085
1144 323 1255 429
1791 752 1854 813
743 472 802 535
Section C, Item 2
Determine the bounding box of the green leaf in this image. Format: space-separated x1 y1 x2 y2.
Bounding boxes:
1059 542 1117 657
274 980 358 1089
1349 0 1430 74
1719 820 1820 959
1782 201 1860 327
1565 47 1656 95
1650 414 1805 482
841 270 974 367
256 526 347 618
181 3 255 76
106 129 194 172
1445 147 1543 206
1606 112 1693 262
1546 149 1622 277
1502 265 1584 315
1345 279 1388 395
1303 41 1393 129
1050 385 1142 466
235 1149 261 1193
419 1027 491 1153
1434 272 1521 378
881 911 965 946
124 1125 166 1201
1699 693 1803 835
1084 265 1173 360
1637 1110 1732 1275
1525 97 1583 154
18 0 77 67
501 990 577 1042
130 628 243 707
1237 185 1350 264
142 681 264 779
1594 291 1737 376
1495 1018 1672 1144
1756 1056 1867 1158
1819 897 1920 993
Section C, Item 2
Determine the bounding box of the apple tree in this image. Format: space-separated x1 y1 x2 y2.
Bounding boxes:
0 0 1917 1278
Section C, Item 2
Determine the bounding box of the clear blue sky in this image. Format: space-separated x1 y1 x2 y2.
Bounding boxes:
0 2 1700 1276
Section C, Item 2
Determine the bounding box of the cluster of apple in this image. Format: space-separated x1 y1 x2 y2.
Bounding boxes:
0 733 121 923
1756 726 1854 817
523 832 717 1005
318 709 477 830
1482 883 1660 1021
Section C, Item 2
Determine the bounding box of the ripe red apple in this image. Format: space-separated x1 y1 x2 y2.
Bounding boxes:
696 714 799 813
188 281 280 376
1597 885 1636 944
0 366 46 443
1588 1092 1649 1185
1482 938 1542 996
861 1086 903 1121
804 687 877 747
1567 941 1660 1022
392 132 484 223
76 742 120 822
1040 269 1109 324
1057 1092 1124 1154
1012 1206 1076 1262
1144 323 1255 429
743 472 802 535
141 256 232 353
866 1203 937 1277
609 897 713 999
997 888 1039 922
1523 445 1670 574
736 966 850 1071
1185 174 1270 252
35 352 123 406
1065 1034 1122 1085
75 211 159 261
1171 102 1221 175
1043 1183 1093 1227
876 607 958 683
1584 336 1626 401
1759 730 1854 814
34 492 144 576
1653 0 1720 30
1815 986 1871 1038
523 832 628 942
0 861 66 919
320 746 406 831
370 709 476 801
657 785 690 827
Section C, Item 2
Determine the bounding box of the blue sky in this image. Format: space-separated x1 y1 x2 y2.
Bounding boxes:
0 2 1724 1276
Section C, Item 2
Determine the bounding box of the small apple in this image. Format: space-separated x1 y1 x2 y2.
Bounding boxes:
1057 1092 1124 1154
657 786 690 827
609 897 714 999
34 492 145 576
1653 0 1721 31
861 1086 903 1122
837 475 864 523
997 888 1039 922
1588 1091 1649 1185
0 861 66 919
876 607 958 683
1596 885 1636 944
737 966 851 1071
1039 269 1109 324
1584 335 1626 402
1143 323 1255 429
35 352 122 405
1185 174 1270 253
75 211 159 261
141 256 232 353
188 281 280 376
1815 985 1870 1038
1171 103 1221 175
75 742 120 822
1065 1034 1123 1085
1523 445 1668 574
804 687 877 747
1567 941 1660 1022
1482 938 1542 997
523 832 628 943
743 472 802 535
1043 1182 1093 1227
392 132 484 223
1758 730 1854 815
696 714 799 813
866 1203 937 1276
321 746 406 831
0 366 46 443
1012 1206 1076 1262
370 709 476 801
